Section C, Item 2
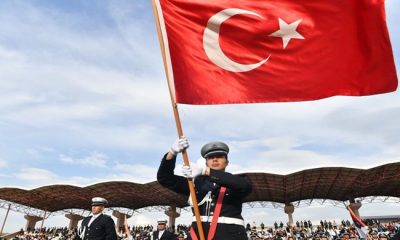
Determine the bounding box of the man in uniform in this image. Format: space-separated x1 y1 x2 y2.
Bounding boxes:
250 232 258 240
379 233 388 240
151 219 175 240
77 197 117 240
370 230 379 240
157 137 252 240
340 232 351 240
390 231 400 240
349 233 358 240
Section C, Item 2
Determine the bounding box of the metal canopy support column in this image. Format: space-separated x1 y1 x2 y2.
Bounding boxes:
0 204 11 235
284 203 295 227
24 215 43 231
39 209 47 232
112 210 132 231
349 199 362 219
65 213 84 230
164 205 180 230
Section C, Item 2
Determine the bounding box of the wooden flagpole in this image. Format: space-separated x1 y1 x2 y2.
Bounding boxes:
150 1 205 239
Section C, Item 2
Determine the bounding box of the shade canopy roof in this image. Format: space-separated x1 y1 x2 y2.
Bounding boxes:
1 162 399 212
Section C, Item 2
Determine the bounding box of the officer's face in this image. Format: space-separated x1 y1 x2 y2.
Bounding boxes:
91 205 104 214
206 154 228 171
157 223 166 231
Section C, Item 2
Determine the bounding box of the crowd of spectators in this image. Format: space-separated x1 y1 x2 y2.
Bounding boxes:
245 219 400 240
9 227 77 240
3 219 399 240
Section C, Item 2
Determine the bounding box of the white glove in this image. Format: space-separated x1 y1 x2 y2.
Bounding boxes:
170 137 189 155
181 164 206 178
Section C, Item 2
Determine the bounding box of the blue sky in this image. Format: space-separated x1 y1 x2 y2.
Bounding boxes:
0 0 399 233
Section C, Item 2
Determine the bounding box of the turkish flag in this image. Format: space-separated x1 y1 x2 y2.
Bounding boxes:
153 0 398 104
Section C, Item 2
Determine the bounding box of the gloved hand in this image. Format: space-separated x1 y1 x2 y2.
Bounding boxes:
170 137 189 155
181 163 206 178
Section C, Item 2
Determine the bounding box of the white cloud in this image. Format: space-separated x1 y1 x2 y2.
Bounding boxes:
26 146 56 160
0 1 170 129
112 163 158 183
0 159 7 168
59 152 108 167
14 167 57 182
241 149 339 174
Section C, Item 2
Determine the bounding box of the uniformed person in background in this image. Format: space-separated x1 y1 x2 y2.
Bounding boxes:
370 230 379 240
250 232 258 240
379 233 388 240
157 137 252 240
390 230 400 240
177 233 185 240
349 233 358 240
151 219 175 240
77 197 117 240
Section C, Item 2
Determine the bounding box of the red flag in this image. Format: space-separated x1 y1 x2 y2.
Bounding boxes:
153 0 397 105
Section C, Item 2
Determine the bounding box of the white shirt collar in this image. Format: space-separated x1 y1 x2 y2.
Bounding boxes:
88 213 102 226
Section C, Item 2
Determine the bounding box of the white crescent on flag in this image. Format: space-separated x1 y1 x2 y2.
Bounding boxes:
202 8 271 73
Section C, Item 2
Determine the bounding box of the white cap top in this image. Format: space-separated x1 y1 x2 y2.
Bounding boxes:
91 197 108 206
157 218 168 224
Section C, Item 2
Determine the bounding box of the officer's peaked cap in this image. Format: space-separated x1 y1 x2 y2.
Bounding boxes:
91 197 108 206
250 232 257 237
201 141 229 158
157 218 167 224
369 230 378 235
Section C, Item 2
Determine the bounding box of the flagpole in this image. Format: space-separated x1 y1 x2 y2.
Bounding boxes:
150 1 205 239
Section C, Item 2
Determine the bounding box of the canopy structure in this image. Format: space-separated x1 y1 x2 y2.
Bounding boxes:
0 182 187 212
244 162 400 204
0 162 399 213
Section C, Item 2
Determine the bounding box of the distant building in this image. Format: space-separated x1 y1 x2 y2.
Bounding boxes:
361 215 400 224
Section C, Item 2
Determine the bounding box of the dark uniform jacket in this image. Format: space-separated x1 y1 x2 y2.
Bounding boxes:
391 230 400 240
78 214 117 240
157 154 252 240
152 230 176 240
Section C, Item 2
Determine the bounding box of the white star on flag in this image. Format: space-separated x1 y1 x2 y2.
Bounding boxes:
269 18 305 49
